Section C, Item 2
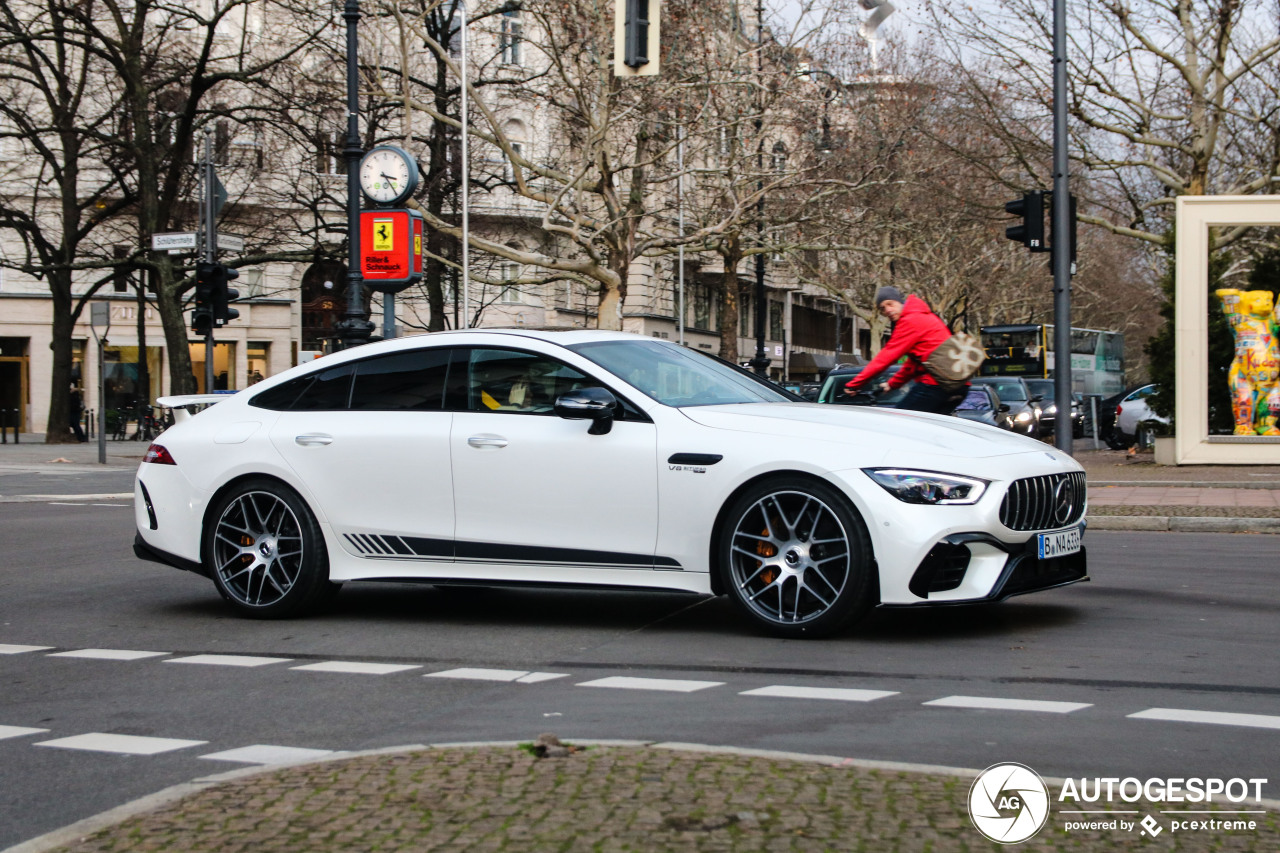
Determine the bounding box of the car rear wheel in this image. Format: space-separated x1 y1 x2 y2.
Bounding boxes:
204 479 338 618
718 477 875 639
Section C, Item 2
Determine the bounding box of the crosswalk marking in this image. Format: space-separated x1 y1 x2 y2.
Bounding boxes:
0 644 53 655
1128 708 1280 730
292 661 421 675
35 733 207 755
0 725 49 740
740 685 899 702
924 696 1092 714
426 667 566 682
200 745 337 765
49 649 169 661
576 676 724 693
516 672 569 683
165 654 292 668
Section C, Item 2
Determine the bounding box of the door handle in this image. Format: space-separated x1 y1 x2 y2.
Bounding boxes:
467 435 508 449
295 434 333 446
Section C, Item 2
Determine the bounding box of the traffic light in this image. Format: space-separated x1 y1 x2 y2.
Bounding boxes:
191 261 216 335
211 264 240 326
1004 190 1047 252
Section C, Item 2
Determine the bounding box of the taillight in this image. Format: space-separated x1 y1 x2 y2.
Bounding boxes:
144 444 176 465
1116 405 1123 417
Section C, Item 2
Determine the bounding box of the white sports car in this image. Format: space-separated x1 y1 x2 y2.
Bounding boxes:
134 330 1088 638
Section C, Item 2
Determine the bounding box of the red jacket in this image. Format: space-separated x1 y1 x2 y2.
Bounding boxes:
845 295 952 391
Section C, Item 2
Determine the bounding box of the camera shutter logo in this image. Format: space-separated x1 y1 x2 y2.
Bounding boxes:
969 763 1051 844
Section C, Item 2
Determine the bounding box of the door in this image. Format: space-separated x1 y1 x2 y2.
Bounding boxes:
268 348 456 563
449 347 659 572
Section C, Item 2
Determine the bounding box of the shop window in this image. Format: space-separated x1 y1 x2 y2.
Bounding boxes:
247 342 270 385
188 341 235 394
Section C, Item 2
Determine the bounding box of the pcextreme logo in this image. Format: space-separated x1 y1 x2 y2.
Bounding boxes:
969 763 1051 844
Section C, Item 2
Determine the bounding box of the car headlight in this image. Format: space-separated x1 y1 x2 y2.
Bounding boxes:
1045 404 1057 415
863 468 989 505
1015 411 1032 423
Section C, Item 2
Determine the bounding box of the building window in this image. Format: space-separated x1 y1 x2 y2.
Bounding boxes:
503 141 522 182
771 141 787 173
315 131 345 175
500 11 522 65
739 293 752 338
769 300 784 342
247 342 270 385
692 284 713 330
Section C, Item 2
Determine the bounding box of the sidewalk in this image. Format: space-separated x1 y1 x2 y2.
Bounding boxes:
11 742 1277 853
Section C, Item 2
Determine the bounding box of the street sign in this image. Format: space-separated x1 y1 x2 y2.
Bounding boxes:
218 233 245 253
152 232 197 251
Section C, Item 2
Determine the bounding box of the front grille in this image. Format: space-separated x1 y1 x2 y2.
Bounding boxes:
999 471 1086 531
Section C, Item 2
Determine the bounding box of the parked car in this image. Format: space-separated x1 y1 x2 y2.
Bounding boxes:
1113 383 1170 448
952 385 1016 431
1023 379 1085 439
971 377 1042 437
816 364 912 407
780 381 822 401
134 330 1087 639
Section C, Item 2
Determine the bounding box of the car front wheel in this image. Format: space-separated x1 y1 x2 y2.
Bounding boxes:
718 477 875 639
204 478 338 618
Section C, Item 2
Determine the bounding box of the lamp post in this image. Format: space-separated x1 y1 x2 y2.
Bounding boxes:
747 0 771 377
335 0 374 351
458 0 470 328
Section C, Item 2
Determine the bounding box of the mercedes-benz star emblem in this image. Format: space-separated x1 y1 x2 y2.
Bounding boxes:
1053 478 1076 526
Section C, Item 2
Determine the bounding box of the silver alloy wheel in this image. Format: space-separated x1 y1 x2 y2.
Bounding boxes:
212 490 305 608
727 489 852 625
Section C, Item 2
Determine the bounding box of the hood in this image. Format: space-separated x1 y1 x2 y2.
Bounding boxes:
679 403 1051 460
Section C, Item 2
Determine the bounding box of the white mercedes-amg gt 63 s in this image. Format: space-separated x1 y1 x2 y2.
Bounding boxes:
134 330 1088 638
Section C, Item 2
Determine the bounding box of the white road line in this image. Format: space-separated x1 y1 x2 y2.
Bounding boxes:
199 745 337 765
35 733 207 755
48 502 87 506
426 668 530 682
0 725 50 740
576 676 724 693
292 661 421 675
0 644 53 655
924 696 1092 714
49 649 169 661
164 654 292 668
1128 708 1280 730
740 685 899 702
516 672 569 683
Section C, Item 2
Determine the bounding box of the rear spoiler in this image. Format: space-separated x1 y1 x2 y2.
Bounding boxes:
155 394 233 423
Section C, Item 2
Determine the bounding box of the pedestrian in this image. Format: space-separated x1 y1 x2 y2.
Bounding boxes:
68 384 86 442
842 286 969 415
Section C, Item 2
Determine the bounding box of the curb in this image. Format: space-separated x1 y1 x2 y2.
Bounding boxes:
0 493 134 504
1089 516 1280 534
1091 480 1280 490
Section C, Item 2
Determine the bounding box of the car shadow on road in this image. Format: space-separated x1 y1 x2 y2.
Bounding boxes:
849 601 1082 641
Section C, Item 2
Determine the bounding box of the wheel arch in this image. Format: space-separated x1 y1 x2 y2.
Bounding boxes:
201 472 317 540
707 469 874 596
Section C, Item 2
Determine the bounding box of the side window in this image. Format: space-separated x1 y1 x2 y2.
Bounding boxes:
349 348 451 411
250 375 311 411
289 364 355 411
465 348 593 414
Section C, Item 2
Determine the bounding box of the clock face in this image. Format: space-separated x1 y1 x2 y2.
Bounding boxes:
359 147 417 205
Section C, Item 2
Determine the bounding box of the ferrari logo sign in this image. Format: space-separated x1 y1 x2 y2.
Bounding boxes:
360 209 423 293
372 218 394 252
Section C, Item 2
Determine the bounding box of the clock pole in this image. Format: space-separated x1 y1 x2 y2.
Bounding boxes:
335 0 374 352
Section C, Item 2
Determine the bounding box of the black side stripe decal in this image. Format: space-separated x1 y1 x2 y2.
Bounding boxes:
343 533 681 569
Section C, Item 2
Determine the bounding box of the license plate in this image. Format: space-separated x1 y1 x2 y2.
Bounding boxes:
1037 526 1082 559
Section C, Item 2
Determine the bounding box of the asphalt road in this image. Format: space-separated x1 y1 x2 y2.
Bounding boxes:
1 494 1278 849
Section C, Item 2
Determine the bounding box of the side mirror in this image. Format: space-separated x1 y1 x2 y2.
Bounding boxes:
998 403 1011 413
1030 394 1044 403
554 387 617 435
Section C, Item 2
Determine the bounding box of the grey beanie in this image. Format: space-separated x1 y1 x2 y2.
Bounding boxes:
874 286 905 307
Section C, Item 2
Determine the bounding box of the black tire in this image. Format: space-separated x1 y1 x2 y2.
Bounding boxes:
1104 429 1129 450
718 477 875 639
203 478 339 618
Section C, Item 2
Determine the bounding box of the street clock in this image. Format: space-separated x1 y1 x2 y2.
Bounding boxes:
359 146 419 206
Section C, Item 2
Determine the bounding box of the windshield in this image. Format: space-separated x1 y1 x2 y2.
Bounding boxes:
1024 379 1054 397
568 339 794 407
981 380 1027 401
955 389 992 411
